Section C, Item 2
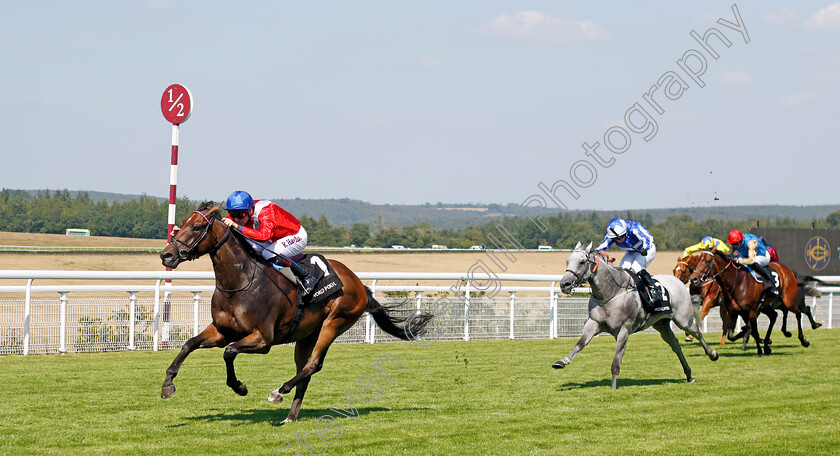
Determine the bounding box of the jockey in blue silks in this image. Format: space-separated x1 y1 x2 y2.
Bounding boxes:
728 229 778 295
596 218 668 315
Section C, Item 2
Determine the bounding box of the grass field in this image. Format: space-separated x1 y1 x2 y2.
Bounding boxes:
1 329 838 456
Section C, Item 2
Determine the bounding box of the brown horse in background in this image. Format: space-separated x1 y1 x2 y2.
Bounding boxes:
674 253 735 346
159 203 432 423
689 250 808 356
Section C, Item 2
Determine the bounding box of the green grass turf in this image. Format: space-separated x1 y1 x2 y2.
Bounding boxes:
0 329 838 456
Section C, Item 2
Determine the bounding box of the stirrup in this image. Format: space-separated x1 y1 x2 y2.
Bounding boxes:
300 275 318 295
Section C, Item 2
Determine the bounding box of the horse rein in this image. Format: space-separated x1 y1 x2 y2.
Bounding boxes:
565 251 600 288
172 210 231 261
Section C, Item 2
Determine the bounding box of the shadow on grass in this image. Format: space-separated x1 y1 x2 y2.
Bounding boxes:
171 405 430 427
555 377 687 390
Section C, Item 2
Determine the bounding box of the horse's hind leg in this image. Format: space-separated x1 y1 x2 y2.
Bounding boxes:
674 304 718 361
161 324 226 398
273 329 321 424
653 320 694 383
223 330 270 396
762 307 778 354
780 307 792 338
270 320 348 407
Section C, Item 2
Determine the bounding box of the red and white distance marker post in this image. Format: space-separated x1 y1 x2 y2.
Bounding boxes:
160 84 193 245
159 84 192 351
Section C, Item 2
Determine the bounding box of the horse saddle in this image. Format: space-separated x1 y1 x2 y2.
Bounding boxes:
295 254 344 305
743 265 780 286
625 270 672 315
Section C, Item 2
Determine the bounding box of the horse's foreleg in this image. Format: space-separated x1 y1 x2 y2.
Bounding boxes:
161 324 226 398
223 330 270 396
553 318 601 369
610 327 632 389
654 320 694 384
274 329 321 424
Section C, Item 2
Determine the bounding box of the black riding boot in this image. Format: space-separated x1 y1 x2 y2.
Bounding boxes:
267 254 318 295
638 269 668 315
754 263 778 296
289 261 318 295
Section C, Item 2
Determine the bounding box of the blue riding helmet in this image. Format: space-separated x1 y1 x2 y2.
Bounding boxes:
606 218 627 239
701 236 712 244
225 191 255 210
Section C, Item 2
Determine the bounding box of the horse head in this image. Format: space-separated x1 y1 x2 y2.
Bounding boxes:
673 256 692 282
160 202 229 269
560 241 596 294
688 250 731 288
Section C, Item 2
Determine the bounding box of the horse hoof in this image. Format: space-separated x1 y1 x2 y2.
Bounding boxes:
687 377 696 383
268 389 284 403
813 322 823 329
783 331 792 338
802 340 810 348
161 384 176 399
232 383 248 396
765 347 772 355
552 360 567 369
710 351 719 361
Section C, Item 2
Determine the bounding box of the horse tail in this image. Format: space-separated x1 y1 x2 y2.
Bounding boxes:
792 269 824 297
364 287 433 341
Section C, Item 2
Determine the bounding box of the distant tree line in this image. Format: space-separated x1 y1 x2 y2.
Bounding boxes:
0 190 194 239
2 190 839 250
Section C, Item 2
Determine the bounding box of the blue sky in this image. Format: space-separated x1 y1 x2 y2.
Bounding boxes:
1 1 838 210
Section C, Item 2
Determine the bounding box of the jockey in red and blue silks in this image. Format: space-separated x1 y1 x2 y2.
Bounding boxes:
727 229 777 294
222 190 318 294
596 217 668 315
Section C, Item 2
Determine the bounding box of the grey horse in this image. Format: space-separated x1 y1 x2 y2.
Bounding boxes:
552 242 718 388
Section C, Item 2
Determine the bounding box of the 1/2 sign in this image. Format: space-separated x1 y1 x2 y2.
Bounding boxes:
160 84 193 125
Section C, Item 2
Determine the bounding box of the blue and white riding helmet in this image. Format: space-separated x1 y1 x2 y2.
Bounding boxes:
606 218 627 239
225 191 255 210
701 236 713 245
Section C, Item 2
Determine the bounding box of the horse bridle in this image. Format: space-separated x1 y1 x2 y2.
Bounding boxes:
172 210 231 261
566 250 601 288
692 251 734 284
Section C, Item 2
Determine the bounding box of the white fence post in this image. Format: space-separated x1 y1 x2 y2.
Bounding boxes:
464 280 470 341
128 292 137 351
829 293 834 330
59 292 68 354
509 292 516 340
367 280 377 344
549 281 557 339
193 291 201 337
153 280 161 351
23 279 32 356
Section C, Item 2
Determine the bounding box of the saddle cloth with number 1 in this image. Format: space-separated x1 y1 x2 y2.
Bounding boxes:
294 254 344 305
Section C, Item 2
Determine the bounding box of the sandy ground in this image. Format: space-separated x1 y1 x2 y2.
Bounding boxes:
0 231 682 278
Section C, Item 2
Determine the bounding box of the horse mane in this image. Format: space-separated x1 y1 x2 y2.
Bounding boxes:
197 201 217 211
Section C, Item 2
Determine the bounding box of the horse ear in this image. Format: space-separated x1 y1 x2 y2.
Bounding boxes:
574 241 581 250
209 204 222 216
585 241 593 252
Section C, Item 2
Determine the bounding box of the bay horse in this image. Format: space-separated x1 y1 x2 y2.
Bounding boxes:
677 253 823 348
688 250 808 356
159 203 432 423
553 242 718 389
